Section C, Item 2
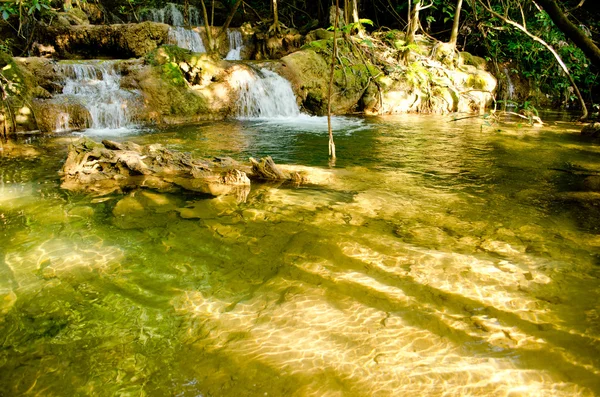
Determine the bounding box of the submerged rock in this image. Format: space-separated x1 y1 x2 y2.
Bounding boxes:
581 122 600 139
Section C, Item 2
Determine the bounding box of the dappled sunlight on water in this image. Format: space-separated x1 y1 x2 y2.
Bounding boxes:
1 115 600 395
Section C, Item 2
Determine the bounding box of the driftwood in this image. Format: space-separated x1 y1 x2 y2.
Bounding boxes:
250 156 307 184
61 138 310 197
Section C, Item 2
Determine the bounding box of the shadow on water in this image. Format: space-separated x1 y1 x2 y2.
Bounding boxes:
1 114 600 395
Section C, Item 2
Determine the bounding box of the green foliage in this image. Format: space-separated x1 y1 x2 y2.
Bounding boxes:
405 61 431 90
463 2 598 108
0 52 27 99
161 62 186 87
145 45 193 66
0 1 18 20
0 0 51 21
328 19 374 35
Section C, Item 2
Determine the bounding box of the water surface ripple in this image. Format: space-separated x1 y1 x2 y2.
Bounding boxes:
0 114 599 396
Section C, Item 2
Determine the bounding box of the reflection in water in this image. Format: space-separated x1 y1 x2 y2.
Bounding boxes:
0 115 599 396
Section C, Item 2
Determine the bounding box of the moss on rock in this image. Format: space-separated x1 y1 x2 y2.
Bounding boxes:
36 22 169 59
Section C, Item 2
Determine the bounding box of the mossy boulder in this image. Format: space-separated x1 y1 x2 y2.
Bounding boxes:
459 52 488 71
279 41 376 115
14 57 62 94
132 46 242 122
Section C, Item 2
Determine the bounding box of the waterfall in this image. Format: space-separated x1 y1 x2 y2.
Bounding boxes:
55 112 70 132
503 67 515 102
141 3 199 26
225 30 244 61
58 61 138 131
168 27 206 53
232 68 300 118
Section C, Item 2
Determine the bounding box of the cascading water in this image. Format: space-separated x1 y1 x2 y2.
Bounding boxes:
55 112 70 132
141 2 205 52
231 66 366 132
503 67 515 103
168 27 206 53
140 3 199 26
232 68 300 118
225 30 244 61
58 61 139 131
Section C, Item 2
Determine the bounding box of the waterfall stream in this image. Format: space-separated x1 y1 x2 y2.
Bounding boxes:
140 2 205 52
232 68 300 118
140 3 199 27
58 61 139 132
168 27 206 53
503 67 515 103
225 30 244 61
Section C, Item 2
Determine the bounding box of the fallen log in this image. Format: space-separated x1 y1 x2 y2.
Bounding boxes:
61 138 251 196
250 156 308 184
60 138 317 197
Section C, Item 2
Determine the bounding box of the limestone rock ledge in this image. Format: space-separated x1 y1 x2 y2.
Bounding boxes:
36 22 170 59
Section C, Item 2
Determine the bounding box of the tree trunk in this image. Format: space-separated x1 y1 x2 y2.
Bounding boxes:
535 0 600 70
406 0 421 45
327 0 339 159
184 0 190 27
352 0 364 36
216 0 243 39
272 0 278 26
199 0 214 52
448 0 463 48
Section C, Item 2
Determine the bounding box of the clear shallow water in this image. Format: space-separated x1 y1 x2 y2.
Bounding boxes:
1 115 600 396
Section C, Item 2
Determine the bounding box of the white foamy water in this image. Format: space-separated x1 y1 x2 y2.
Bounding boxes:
168 27 206 53
58 61 139 132
250 114 366 135
232 68 300 118
225 29 244 60
231 66 365 132
503 67 515 102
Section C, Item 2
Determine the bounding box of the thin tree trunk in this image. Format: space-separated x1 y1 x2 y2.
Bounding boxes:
476 0 588 120
268 0 282 34
406 0 420 45
352 0 363 36
272 0 278 25
216 0 243 39
184 0 190 27
327 0 339 159
448 0 463 48
199 0 214 51
535 0 600 70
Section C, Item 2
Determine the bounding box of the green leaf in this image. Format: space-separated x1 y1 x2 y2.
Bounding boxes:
358 18 373 26
361 39 374 48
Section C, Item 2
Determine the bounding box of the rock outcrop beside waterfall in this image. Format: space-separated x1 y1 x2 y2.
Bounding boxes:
3 19 500 134
278 32 497 116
